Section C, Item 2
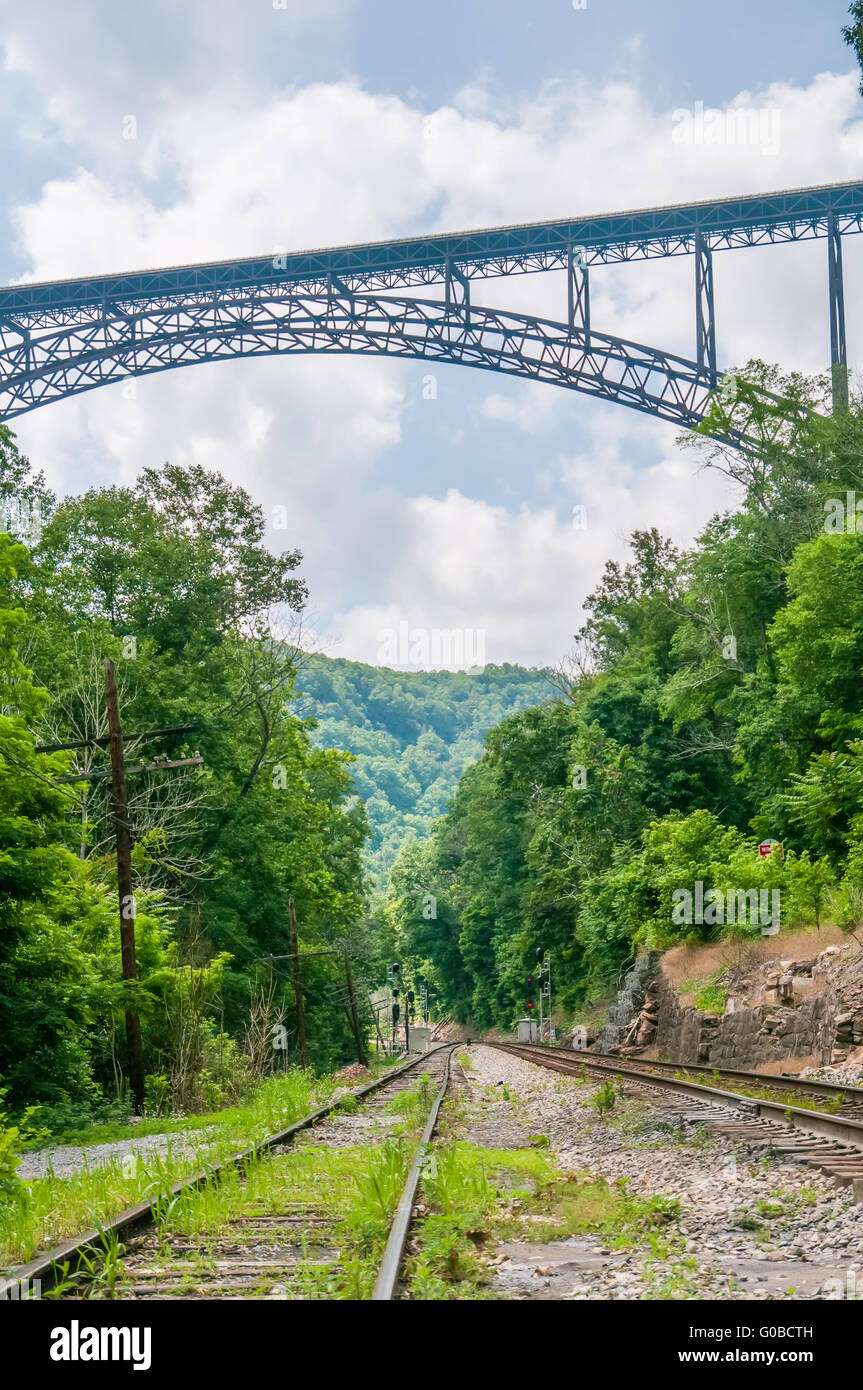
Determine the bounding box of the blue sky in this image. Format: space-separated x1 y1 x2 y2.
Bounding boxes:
1 0 861 667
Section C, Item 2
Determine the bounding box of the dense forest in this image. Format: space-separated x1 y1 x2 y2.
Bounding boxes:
6 356 863 1128
384 367 863 1029
298 656 552 879
0 425 548 1137
0 432 372 1132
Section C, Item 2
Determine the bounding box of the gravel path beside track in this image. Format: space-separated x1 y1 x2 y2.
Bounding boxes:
16 1129 219 1181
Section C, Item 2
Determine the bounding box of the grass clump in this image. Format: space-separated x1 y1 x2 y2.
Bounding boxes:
408 1142 548 1299
677 970 728 1015
497 1172 681 1249
693 978 727 1014
383 1072 438 1134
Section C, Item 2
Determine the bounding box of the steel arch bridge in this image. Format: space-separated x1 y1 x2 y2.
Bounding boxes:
0 180 860 440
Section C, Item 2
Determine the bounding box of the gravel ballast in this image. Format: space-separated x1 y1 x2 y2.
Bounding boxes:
461 1045 863 1300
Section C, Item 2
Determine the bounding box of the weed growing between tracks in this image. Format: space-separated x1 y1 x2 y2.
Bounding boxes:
383 1072 438 1132
405 1138 685 1300
36 1070 440 1300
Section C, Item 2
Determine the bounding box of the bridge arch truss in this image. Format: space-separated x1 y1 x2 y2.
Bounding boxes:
0 180 860 439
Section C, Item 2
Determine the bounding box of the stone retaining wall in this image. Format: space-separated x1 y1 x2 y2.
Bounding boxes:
652 968 836 1068
596 945 863 1071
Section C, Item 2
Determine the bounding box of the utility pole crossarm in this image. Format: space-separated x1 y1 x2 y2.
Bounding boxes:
35 723 200 754
54 753 204 784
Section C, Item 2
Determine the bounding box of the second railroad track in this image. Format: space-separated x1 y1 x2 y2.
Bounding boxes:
4 1044 456 1302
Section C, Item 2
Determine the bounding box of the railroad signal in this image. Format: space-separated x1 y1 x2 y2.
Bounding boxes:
407 990 415 1004
392 1002 400 1022
533 948 552 1041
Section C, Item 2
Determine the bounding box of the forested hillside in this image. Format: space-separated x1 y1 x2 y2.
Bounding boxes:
0 434 371 1133
385 367 863 1030
296 657 552 879
7 359 863 1131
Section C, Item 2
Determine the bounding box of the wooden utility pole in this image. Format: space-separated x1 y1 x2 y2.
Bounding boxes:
104 660 146 1113
288 898 309 1068
342 948 367 1067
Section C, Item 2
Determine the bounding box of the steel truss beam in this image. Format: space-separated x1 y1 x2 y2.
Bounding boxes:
694 231 717 384
0 180 860 429
0 287 722 435
567 245 591 349
3 182 862 317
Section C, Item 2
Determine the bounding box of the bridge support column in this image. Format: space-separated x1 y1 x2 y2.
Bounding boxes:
694 231 717 384
445 259 471 327
828 212 848 413
326 272 356 321
567 245 591 349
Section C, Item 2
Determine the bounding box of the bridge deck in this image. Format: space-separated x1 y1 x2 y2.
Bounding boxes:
2 180 862 315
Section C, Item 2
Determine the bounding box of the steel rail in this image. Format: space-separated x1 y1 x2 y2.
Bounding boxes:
588 1051 863 1104
524 1043 863 1106
3 1044 451 1295
486 1043 863 1150
372 1045 454 1301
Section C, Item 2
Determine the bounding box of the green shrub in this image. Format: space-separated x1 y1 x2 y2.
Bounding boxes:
144 1073 173 1118
0 1113 23 1203
0 1098 46 1204
694 978 727 1014
589 1080 616 1118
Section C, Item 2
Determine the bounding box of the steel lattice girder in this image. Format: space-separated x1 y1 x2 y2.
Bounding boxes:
0 288 720 433
1 180 861 316
0 179 859 430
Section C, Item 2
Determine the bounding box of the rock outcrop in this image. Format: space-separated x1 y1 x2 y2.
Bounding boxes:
594 953 661 1052
593 942 863 1073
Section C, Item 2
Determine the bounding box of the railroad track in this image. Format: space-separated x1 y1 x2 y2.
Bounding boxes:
5 1045 455 1302
487 1042 863 1196
563 1047 863 1120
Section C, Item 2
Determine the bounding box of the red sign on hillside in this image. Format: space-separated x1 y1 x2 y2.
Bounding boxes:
758 840 783 858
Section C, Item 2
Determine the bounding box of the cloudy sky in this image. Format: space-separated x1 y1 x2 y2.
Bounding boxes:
1 0 861 669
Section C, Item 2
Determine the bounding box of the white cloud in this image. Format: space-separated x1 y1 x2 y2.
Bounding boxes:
5 50 863 667
324 439 740 670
